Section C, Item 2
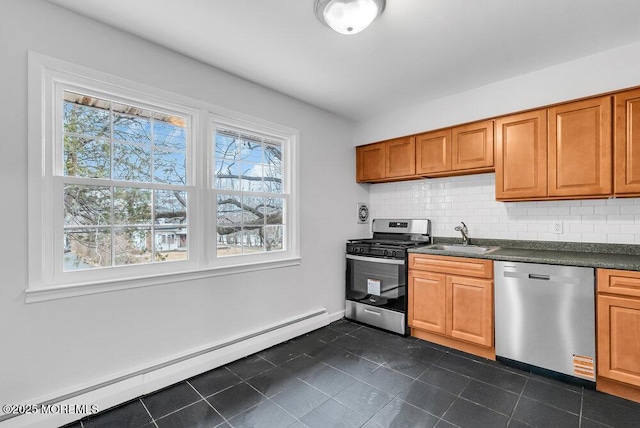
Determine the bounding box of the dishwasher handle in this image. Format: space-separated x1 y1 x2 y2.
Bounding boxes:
528 273 550 281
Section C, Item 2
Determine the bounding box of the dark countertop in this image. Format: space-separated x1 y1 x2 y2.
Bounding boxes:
408 237 640 271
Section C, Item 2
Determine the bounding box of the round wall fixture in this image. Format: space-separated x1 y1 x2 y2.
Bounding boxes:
314 0 386 35
357 203 370 223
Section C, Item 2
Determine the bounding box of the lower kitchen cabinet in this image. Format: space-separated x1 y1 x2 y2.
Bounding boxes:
408 254 495 359
597 269 640 403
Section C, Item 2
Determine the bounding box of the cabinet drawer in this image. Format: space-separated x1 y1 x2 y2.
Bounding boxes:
409 254 493 279
598 269 640 298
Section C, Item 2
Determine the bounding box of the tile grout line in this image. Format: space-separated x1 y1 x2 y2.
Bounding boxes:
185 379 229 426
138 398 158 427
507 375 530 427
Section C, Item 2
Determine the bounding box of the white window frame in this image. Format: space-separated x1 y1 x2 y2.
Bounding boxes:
27 52 300 303
209 116 294 267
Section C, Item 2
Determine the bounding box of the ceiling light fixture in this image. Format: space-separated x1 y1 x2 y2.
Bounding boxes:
314 0 385 35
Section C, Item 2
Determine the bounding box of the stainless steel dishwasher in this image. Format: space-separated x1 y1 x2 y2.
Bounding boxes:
494 261 596 384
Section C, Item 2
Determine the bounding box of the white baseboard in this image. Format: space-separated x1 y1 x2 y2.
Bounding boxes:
2 308 344 428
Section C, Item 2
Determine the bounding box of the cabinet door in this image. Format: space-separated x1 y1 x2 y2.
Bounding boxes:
452 120 494 171
548 96 612 197
615 88 640 195
415 130 451 174
495 110 548 200
356 142 385 182
385 137 416 178
446 276 493 347
408 271 446 334
597 294 640 387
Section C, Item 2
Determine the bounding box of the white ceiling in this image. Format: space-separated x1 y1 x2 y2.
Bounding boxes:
48 0 640 121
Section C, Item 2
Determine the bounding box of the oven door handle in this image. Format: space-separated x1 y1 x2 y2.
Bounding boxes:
346 254 405 265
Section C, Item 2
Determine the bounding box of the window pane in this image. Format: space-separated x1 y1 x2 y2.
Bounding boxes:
154 114 186 151
64 185 111 226
113 105 151 145
64 136 110 178
64 228 111 270
241 162 263 192
113 143 151 182
114 227 152 265
265 198 284 225
264 144 282 168
113 187 152 225
215 159 241 190
263 166 283 193
265 225 283 252
63 92 110 138
243 227 264 254
217 194 242 257
154 150 186 185
155 225 188 262
242 196 265 225
240 141 262 163
155 190 187 224
215 133 238 159
154 190 188 262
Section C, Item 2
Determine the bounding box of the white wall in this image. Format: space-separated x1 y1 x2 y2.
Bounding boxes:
353 40 640 145
0 0 369 411
371 174 640 244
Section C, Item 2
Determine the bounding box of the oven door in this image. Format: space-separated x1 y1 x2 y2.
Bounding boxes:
346 254 406 313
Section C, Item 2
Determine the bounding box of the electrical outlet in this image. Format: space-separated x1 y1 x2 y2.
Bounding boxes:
552 221 563 234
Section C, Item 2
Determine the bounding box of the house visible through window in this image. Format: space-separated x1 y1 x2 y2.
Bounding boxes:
214 127 285 257
62 91 189 270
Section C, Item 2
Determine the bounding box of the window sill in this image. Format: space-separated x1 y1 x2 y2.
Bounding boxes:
25 257 302 303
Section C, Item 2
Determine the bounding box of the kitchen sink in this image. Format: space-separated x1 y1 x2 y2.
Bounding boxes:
422 244 500 254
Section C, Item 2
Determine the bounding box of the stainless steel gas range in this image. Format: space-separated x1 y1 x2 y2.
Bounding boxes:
345 219 432 335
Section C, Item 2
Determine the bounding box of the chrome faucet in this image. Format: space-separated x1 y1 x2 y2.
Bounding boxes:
455 222 469 246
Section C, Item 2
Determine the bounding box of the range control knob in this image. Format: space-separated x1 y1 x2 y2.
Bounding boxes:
391 250 397 257
383 249 389 257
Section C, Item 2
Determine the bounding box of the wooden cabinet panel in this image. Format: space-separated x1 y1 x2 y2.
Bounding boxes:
386 137 416 178
356 143 385 182
495 110 548 200
548 96 612 197
597 294 640 386
415 130 451 174
452 120 494 171
598 269 640 298
409 254 493 279
447 275 493 347
408 271 446 334
409 254 494 356
615 88 640 195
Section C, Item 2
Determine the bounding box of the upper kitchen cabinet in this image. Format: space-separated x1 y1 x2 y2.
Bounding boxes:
495 110 548 200
416 129 451 174
356 137 415 183
452 120 494 171
614 88 640 196
386 136 416 178
548 96 612 197
356 142 385 182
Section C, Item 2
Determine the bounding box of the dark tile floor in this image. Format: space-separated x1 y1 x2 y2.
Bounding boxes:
66 319 640 428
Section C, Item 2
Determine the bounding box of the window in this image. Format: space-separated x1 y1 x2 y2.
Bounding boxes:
62 92 189 271
213 126 286 257
28 53 299 301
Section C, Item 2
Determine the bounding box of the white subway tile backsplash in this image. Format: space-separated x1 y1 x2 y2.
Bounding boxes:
368 173 640 244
